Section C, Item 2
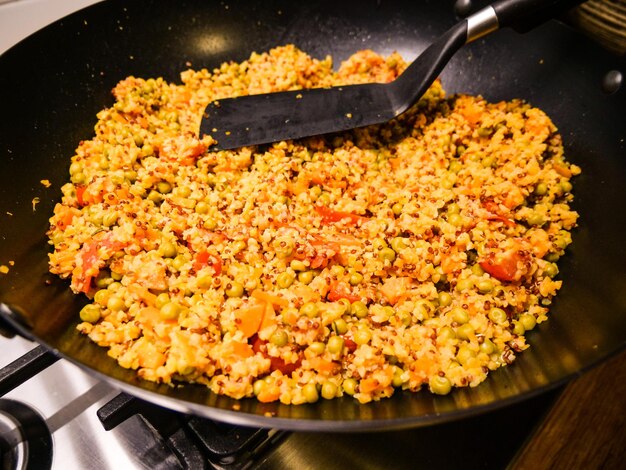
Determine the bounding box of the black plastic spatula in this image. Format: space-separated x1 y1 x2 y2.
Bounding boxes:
200 0 581 150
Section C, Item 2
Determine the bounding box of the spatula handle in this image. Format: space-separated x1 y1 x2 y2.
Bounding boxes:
492 0 584 32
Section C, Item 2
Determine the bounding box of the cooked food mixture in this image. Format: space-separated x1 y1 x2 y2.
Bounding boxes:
48 45 579 404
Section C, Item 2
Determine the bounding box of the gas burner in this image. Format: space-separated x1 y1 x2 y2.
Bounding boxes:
0 399 53 470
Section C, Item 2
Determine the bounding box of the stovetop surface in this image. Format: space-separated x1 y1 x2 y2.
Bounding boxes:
0 1 561 468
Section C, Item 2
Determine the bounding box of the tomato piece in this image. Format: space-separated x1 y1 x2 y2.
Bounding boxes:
315 205 368 225
75 185 87 206
193 250 222 275
327 281 361 303
250 335 301 375
480 251 524 282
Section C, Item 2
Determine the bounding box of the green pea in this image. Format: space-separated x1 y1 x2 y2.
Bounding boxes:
456 278 473 292
447 202 461 215
512 320 525 336
308 342 326 355
379 247 396 263
471 264 485 276
534 182 548 196
429 376 452 395
438 326 456 342
231 240 247 254
327 336 344 355
203 218 218 230
348 271 364 286
290 259 307 271
80 304 102 323
157 181 172 194
303 382 319 403
317 192 331 206
171 255 188 271
482 156 497 168
298 270 314 285
133 134 144 147
174 185 191 198
544 263 559 278
448 213 463 227
456 323 475 340
351 301 369 319
451 307 469 324
159 240 178 258
272 237 294 258
95 272 114 289
300 302 319 318
477 127 493 138
225 281 244 298
526 212 546 226
488 307 508 325
155 292 170 308
332 318 348 335
196 275 213 289
253 379 267 397
160 302 181 320
390 237 407 253
276 272 295 289
107 281 122 292
456 344 475 365
448 160 463 174
415 300 435 319
147 190 163 203
321 381 338 400
94 289 111 306
270 330 289 347
342 378 357 395
398 310 413 326
195 201 210 214
107 295 126 312
392 366 405 387
102 212 118 228
71 172 86 185
438 292 453 308
477 279 493 294
69 161 83 176
480 338 496 355
390 202 403 216
560 181 573 193
353 328 372 345
456 145 466 156
329 265 345 277
520 313 536 331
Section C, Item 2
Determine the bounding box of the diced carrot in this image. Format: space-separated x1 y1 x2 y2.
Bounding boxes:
308 356 340 375
137 341 166 369
224 340 255 359
359 377 381 394
128 284 157 307
553 163 572 178
440 248 466 274
259 302 277 332
233 301 265 338
257 383 281 403
380 276 410 305
251 289 289 308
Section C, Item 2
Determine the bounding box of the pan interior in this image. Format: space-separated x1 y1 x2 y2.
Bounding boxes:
0 0 625 430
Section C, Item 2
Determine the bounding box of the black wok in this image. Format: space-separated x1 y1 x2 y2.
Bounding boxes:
0 0 625 431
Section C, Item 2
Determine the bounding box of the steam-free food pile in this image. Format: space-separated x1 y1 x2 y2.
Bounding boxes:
48 45 579 404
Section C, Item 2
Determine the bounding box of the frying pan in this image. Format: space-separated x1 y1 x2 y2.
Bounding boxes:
0 0 625 431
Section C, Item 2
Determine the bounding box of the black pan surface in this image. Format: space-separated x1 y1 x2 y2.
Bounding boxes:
0 0 625 430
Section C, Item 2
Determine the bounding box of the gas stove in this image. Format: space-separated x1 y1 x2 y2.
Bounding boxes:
0 2 562 469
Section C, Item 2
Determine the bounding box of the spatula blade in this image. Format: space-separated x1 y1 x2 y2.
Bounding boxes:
201 83 397 150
